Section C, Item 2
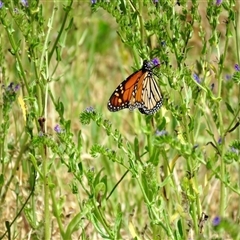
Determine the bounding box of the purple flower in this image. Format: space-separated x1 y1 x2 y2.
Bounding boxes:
193 73 200 83
216 0 222 5
212 216 221 226
21 0 28 7
151 58 160 66
218 137 222 144
234 64 240 72
153 0 159 3
5 82 20 92
225 74 232 81
0 1 4 9
54 124 62 133
14 84 20 92
91 0 97 4
85 106 95 113
155 129 167 136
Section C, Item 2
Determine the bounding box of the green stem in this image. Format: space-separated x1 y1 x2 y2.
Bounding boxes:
0 133 29 203
223 106 240 137
91 198 113 237
234 8 240 63
43 147 50 240
217 20 230 217
50 188 65 237
48 0 73 64
0 49 4 176
136 177 171 236
0 172 36 240
234 3 240 221
1 13 39 128
0 19 29 94
138 0 144 48
181 75 200 233
146 119 153 158
40 6 56 69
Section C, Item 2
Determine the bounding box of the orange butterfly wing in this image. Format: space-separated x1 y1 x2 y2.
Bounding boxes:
107 69 146 112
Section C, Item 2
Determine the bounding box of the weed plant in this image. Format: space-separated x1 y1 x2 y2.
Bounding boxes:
0 0 240 239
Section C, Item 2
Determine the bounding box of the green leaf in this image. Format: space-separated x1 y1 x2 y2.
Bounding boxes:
157 117 166 131
177 219 183 237
114 204 123 238
94 182 106 201
225 101 234 115
232 71 240 84
0 174 4 187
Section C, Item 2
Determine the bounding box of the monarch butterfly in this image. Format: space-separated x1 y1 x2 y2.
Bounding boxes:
107 59 163 115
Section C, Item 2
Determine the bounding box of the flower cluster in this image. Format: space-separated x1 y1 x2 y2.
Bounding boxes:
54 124 62 134
212 216 221 226
193 73 201 84
155 129 168 137
2 82 21 114
85 106 95 113
234 64 240 72
3 82 20 94
21 0 28 7
151 58 160 66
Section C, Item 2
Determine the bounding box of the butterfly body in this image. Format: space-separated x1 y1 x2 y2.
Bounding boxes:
107 60 163 115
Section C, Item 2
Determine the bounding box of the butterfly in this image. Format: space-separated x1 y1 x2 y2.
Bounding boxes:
107 59 163 115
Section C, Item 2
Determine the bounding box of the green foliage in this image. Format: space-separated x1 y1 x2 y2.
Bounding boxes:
0 0 240 239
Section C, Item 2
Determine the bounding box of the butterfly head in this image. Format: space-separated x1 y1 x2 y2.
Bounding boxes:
142 58 160 72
